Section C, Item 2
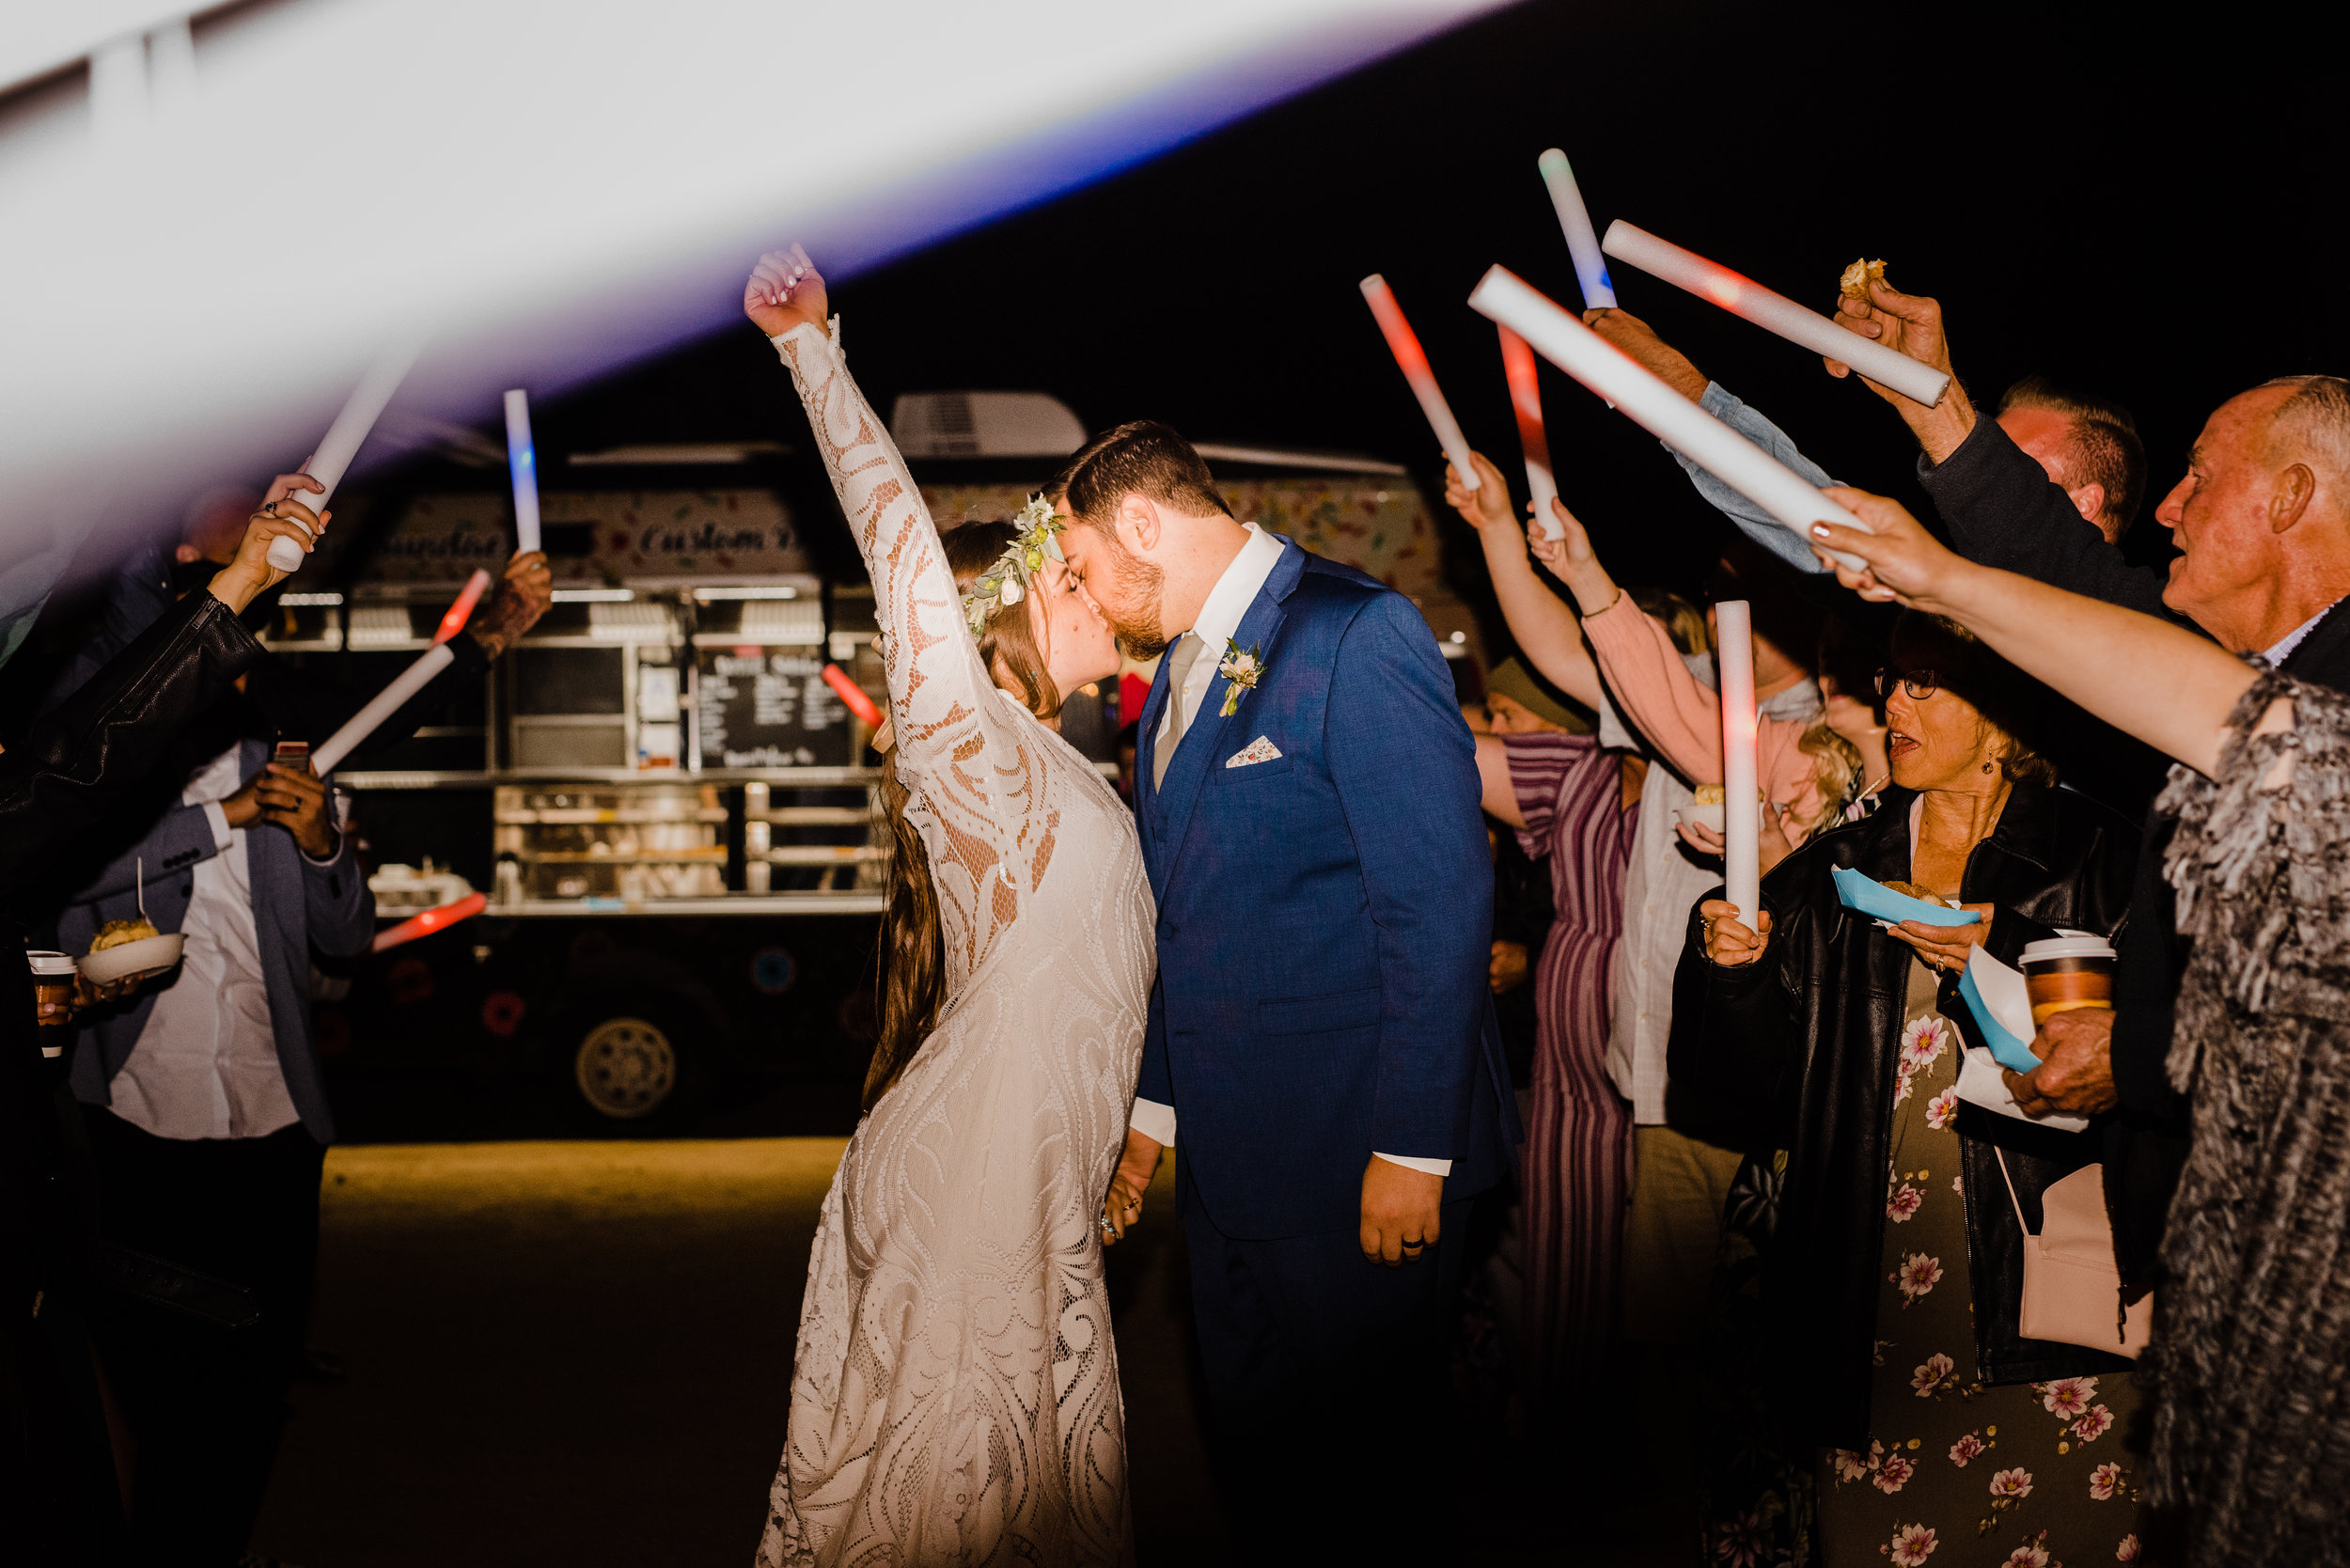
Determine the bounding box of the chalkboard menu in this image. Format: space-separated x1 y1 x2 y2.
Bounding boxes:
695 651 854 768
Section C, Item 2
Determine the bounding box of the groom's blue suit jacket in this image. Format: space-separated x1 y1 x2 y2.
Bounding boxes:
1136 536 1520 1239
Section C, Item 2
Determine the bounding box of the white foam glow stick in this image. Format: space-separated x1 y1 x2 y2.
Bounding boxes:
1359 274 1479 490
1715 599 1760 925
312 641 455 774
1599 222 1950 408
1465 265 1871 570
504 388 541 555
1536 148 1615 310
1496 325 1561 537
432 569 494 646
268 340 423 572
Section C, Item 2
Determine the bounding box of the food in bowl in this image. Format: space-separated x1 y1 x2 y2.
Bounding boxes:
90 917 162 951
78 924 185 987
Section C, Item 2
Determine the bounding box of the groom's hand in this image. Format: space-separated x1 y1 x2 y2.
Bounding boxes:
1101 1127 1164 1247
1360 1157 1444 1267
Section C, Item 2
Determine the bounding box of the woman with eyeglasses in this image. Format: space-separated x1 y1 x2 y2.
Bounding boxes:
1675 609 2146 1566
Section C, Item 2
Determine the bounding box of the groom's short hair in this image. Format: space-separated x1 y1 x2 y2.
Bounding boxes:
1056 421 1230 529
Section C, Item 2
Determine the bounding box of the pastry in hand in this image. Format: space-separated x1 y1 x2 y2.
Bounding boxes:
90 917 161 952
1877 879 1945 905
1840 258 1888 300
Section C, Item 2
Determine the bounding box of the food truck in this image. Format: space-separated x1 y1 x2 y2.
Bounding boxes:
274 398 1473 1138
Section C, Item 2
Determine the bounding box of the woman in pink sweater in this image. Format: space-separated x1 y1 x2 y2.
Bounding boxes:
1446 452 1885 867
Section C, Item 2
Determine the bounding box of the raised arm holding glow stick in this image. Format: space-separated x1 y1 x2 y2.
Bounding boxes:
1496 325 1561 538
1465 266 1872 569
1359 274 1479 490
317 570 493 766
1714 599 1761 925
1597 222 1950 408
1535 148 1615 309
312 642 455 774
504 389 541 556
267 339 423 572
433 569 493 646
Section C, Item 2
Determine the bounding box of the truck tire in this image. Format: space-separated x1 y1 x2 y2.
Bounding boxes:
563 990 712 1133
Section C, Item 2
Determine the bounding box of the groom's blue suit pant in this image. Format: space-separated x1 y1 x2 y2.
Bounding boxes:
1179 1162 1470 1560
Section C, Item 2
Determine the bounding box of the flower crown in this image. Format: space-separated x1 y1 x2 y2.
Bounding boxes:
962 494 1066 635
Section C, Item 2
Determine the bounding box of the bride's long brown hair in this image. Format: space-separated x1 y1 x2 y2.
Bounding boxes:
864 519 1064 1112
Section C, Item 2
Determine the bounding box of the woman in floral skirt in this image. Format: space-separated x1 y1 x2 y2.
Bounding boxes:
1684 613 2147 1565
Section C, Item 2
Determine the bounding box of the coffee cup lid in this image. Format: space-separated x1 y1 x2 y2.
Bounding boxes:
2021 935 2116 964
25 950 77 976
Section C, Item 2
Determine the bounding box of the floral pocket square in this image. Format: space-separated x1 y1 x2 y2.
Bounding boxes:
1225 737 1283 769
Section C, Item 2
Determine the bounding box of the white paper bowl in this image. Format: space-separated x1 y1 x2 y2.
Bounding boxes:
78 933 184 985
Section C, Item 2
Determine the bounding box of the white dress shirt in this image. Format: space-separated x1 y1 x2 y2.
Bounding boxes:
107 745 306 1141
1125 525 1450 1177
2265 600 2342 666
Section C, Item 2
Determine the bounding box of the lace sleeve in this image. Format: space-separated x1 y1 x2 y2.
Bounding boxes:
771 321 1055 980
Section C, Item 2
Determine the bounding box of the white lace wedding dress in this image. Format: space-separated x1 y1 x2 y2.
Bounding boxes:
755 320 1154 1567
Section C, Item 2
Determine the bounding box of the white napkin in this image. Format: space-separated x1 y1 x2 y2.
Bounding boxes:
1953 947 2089 1133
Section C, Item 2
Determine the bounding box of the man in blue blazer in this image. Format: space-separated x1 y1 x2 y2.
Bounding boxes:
1060 422 1516 1556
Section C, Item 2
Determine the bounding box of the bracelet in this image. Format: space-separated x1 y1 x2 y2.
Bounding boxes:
1585 586 1624 618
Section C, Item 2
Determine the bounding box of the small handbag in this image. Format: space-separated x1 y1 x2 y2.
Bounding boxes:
1994 1149 2152 1359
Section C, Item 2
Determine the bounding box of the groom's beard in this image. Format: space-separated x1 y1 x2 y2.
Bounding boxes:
1093 541 1173 659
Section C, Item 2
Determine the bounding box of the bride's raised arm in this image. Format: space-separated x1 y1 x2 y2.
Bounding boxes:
745 250 1050 973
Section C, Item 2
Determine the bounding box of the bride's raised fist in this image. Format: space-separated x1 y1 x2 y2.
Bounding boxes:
743 244 827 338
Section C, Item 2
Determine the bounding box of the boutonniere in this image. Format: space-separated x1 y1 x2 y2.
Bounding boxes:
1216 640 1264 717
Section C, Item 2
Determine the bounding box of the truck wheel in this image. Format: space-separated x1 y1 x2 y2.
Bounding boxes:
572 1014 679 1121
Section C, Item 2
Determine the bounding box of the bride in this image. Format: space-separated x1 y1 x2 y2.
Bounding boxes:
742 249 1154 1566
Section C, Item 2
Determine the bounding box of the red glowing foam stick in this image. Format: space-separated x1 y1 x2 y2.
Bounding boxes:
433 569 494 645
1496 324 1561 537
370 891 487 953
821 663 884 728
1358 274 1479 490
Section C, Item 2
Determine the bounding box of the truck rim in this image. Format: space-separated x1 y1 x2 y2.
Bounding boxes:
574 1016 677 1120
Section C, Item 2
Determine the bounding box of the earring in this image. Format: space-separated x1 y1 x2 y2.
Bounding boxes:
1982 759 1996 774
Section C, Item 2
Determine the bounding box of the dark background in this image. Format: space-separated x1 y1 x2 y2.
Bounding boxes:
527 0 2345 613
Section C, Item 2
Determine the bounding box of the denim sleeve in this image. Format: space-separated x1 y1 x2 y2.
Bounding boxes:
1664 383 1837 575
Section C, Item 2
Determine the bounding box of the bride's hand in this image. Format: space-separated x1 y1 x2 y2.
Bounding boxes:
1100 1126 1163 1247
744 245 828 338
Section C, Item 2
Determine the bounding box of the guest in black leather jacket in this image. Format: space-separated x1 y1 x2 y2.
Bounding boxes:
0 504 316 1564
1670 613 2138 1454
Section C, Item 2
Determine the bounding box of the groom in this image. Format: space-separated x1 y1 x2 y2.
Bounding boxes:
1061 422 1516 1554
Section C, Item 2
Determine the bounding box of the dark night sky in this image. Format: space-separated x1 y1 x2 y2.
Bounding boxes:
544 0 2345 601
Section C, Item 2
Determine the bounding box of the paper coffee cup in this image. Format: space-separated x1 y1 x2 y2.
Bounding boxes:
28 950 75 1053
2019 935 2116 1025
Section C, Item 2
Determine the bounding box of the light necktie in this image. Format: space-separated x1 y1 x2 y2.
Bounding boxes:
1153 633 1206 789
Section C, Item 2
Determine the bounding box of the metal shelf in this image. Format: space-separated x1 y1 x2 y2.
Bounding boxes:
480 893 885 917
518 848 728 863
496 808 730 824
745 807 872 825
340 766 885 791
